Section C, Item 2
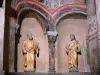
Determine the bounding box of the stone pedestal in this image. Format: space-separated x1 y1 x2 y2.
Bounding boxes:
69 67 79 72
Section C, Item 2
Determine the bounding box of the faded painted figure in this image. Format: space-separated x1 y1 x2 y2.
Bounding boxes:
22 33 40 72
65 34 81 72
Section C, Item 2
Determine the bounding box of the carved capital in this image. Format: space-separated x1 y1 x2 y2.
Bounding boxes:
87 15 97 34
47 31 58 46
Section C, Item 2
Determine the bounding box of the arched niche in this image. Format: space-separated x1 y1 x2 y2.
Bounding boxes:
56 13 90 72
16 10 49 72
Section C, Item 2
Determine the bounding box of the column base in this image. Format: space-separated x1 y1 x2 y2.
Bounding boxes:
9 69 15 72
48 68 56 73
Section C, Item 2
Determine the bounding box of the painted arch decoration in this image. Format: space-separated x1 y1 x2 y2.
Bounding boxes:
13 0 87 24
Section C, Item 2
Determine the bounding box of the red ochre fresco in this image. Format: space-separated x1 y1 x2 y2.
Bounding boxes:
13 0 87 17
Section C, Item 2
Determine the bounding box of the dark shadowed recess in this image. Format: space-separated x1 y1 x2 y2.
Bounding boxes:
0 0 3 7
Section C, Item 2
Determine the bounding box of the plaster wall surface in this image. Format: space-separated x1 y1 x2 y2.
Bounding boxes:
0 1 5 71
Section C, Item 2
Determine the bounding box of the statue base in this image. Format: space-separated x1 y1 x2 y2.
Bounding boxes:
24 70 35 72
69 67 79 72
24 68 36 72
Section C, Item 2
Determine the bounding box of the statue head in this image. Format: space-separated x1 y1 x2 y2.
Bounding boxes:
27 33 33 40
70 34 76 41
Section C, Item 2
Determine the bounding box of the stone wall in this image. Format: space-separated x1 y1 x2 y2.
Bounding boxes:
3 0 100 72
0 0 5 71
87 0 99 72
95 0 100 71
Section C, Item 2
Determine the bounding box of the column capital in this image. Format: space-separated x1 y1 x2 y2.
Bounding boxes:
47 31 58 44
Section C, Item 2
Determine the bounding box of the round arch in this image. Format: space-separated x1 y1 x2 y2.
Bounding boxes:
55 12 87 27
17 9 48 32
17 8 48 23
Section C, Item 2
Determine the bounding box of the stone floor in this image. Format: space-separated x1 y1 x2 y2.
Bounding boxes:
1 72 99 75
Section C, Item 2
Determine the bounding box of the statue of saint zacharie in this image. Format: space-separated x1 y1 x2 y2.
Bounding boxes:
65 34 81 72
22 33 40 72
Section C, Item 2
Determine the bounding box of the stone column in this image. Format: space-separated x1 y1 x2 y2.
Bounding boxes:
0 1 5 71
95 0 100 71
8 17 16 72
87 0 96 16
87 0 99 72
47 31 58 73
3 0 17 72
83 38 90 72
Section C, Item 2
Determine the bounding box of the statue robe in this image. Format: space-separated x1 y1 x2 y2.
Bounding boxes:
66 40 80 71
22 39 39 71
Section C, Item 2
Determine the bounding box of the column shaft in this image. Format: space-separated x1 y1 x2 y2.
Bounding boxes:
9 17 16 72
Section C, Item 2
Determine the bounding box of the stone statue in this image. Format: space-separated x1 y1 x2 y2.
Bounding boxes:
22 33 40 72
65 34 81 72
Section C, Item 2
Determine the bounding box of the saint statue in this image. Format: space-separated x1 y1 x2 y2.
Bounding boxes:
22 33 40 72
65 34 81 72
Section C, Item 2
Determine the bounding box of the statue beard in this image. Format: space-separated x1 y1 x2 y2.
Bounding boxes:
71 38 76 41
29 38 33 40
